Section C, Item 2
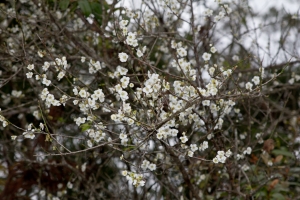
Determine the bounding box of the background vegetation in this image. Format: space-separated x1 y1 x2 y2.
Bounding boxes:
0 0 299 199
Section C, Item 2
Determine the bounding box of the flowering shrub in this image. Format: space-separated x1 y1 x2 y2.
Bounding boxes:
0 0 300 199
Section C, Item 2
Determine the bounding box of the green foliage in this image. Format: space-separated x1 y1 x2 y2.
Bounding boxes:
91 2 102 21
81 123 91 132
78 0 92 16
59 0 69 11
272 149 295 158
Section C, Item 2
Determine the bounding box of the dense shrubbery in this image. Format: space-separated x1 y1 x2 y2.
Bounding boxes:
0 0 299 199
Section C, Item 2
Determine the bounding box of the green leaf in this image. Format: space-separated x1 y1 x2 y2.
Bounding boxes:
81 123 91 132
254 191 267 198
90 2 102 24
78 0 92 16
57 117 65 123
290 167 300 173
289 182 300 187
59 0 69 10
273 184 290 193
271 193 286 200
90 2 102 16
272 149 295 158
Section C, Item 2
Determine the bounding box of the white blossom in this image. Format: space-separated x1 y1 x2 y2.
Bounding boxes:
252 76 260 85
136 49 143 57
190 144 198 152
210 46 217 53
188 150 194 157
26 72 33 78
27 64 34 70
119 52 129 62
177 47 187 57
245 82 253 91
79 89 87 98
23 131 35 139
180 134 188 143
202 52 211 61
148 163 156 171
42 78 51 86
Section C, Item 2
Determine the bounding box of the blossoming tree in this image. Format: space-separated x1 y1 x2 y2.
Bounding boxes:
0 0 299 199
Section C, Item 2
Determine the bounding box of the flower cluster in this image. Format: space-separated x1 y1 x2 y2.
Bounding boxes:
137 72 164 100
119 132 128 145
121 170 145 187
40 88 61 108
171 42 196 81
141 160 157 171
86 124 106 147
88 59 103 74
156 124 178 140
243 147 252 155
22 123 44 140
199 141 209 151
125 32 138 47
185 141 209 157
212 150 232 164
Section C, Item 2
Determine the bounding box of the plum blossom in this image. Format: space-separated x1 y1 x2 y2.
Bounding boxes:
119 52 129 62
